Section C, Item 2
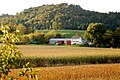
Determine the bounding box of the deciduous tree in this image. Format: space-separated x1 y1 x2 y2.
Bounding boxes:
84 23 106 47
112 27 120 48
0 25 37 79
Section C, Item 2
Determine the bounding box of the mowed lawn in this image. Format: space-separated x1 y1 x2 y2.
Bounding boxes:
17 45 120 58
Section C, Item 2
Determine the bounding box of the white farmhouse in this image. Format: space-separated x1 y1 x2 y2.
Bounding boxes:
71 36 87 45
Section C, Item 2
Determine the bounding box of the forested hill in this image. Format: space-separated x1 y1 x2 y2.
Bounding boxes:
0 3 120 31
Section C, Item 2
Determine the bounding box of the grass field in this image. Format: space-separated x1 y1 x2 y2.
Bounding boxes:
10 64 120 80
17 45 120 58
39 30 85 38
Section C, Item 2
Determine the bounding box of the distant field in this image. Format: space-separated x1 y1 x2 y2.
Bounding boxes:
17 45 120 58
10 64 120 80
39 30 85 38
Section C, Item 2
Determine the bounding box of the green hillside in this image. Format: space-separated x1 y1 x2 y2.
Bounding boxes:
39 30 85 38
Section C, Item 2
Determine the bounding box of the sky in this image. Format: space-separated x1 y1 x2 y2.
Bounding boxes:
0 0 120 15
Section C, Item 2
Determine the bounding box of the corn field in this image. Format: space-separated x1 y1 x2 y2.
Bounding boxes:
9 64 120 80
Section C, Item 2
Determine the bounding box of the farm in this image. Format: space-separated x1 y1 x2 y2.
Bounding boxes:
0 27 120 79
0 26 120 79
0 2 120 80
7 45 120 80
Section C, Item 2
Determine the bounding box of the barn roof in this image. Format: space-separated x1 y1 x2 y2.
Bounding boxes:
50 38 71 41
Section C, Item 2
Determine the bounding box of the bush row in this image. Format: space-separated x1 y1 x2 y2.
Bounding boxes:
16 55 120 68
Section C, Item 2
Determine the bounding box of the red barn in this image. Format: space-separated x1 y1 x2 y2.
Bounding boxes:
49 38 71 45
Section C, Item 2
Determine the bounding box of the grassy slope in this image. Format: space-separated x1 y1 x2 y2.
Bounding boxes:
39 30 85 38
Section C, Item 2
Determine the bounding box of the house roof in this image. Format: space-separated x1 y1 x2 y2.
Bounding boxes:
71 36 82 39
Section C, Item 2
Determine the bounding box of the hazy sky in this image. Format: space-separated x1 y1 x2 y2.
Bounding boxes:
0 0 120 15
